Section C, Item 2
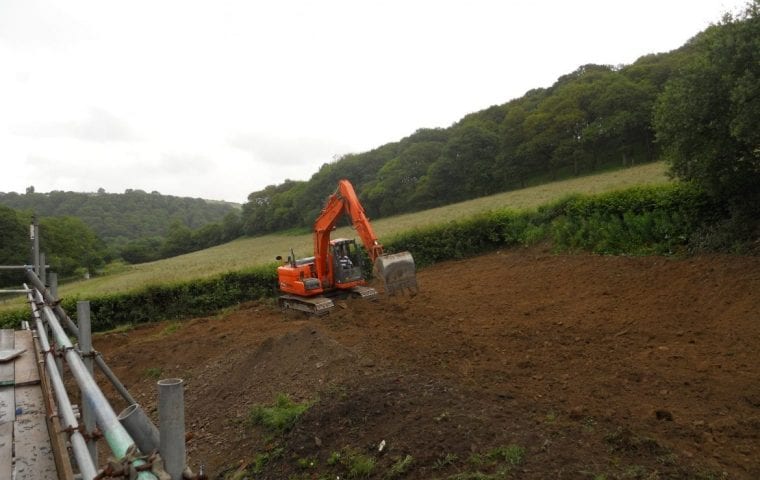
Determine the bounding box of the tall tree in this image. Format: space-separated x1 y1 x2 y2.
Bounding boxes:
0 205 28 287
654 2 760 219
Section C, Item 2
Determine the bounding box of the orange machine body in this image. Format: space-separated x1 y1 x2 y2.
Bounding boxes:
277 179 383 298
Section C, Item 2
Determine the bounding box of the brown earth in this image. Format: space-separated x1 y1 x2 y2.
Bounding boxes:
91 248 760 479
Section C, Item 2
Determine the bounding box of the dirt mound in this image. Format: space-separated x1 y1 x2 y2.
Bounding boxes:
193 326 362 413
92 249 760 479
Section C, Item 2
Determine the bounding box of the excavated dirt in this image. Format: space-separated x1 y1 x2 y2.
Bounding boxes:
91 248 760 479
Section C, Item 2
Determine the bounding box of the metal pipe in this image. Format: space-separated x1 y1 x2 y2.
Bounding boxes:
34 291 158 479
118 404 160 454
31 219 40 276
49 272 58 299
78 301 98 464
158 378 186 480
27 291 98 480
95 354 138 405
25 268 80 338
40 252 47 287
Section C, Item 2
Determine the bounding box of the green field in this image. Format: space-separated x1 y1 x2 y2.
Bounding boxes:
0 162 669 310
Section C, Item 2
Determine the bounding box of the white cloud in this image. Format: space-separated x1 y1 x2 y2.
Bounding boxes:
0 0 748 202
11 107 135 142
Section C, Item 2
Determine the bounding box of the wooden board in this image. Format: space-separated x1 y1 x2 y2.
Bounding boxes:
13 331 39 387
13 386 57 479
0 331 14 425
0 422 12 480
32 333 73 480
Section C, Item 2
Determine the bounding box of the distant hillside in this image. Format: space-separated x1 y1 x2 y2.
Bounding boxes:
241 25 704 236
0 189 238 244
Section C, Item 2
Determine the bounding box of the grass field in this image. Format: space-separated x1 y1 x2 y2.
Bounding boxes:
0 162 669 310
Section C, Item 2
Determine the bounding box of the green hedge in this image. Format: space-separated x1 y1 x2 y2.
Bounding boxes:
0 264 278 331
0 183 723 330
385 183 715 262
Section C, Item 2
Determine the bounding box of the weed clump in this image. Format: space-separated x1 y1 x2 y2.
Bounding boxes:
248 393 310 433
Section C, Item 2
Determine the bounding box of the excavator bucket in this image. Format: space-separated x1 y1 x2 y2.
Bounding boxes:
374 251 418 295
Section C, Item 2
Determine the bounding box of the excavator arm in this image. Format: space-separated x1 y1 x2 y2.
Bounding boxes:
313 179 417 294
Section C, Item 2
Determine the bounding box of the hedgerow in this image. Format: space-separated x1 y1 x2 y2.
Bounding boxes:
0 183 726 329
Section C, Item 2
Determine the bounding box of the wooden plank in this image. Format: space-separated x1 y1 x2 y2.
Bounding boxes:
13 386 57 479
0 331 14 425
32 332 74 480
0 422 12 480
0 390 12 425
13 331 39 387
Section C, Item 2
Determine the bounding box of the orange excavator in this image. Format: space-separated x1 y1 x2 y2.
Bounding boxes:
276 179 417 315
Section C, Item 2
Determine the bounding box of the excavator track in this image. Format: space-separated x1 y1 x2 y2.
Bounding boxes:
278 286 377 316
349 285 378 299
278 294 334 316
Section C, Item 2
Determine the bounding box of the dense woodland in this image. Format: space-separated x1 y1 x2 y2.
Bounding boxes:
240 5 759 240
0 3 757 282
240 57 672 235
0 189 237 244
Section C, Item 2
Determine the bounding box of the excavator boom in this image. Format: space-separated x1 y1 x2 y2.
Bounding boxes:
328 180 417 294
277 179 417 314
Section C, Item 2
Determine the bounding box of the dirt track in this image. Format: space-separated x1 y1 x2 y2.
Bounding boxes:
94 248 760 479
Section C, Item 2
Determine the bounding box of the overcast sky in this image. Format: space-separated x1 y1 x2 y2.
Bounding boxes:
0 0 747 203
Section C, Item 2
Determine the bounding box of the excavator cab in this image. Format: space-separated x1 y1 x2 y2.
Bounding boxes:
331 238 363 285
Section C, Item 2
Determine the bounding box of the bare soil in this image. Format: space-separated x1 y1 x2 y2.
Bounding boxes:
92 248 760 479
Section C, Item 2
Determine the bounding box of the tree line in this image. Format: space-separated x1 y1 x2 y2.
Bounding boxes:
241 56 682 235
0 189 238 245
241 4 758 243
0 204 107 286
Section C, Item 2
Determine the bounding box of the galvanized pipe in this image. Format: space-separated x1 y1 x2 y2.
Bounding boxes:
49 271 58 299
158 378 186 480
40 252 47 287
27 290 98 480
25 268 80 338
34 291 158 479
78 301 98 464
31 220 40 276
118 404 160 454
95 354 138 405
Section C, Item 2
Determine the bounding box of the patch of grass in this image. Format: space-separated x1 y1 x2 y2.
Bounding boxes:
487 445 524 466
327 451 342 466
464 445 524 479
433 453 459 470
296 455 318 470
98 322 135 335
347 453 375 478
145 367 162 379
159 321 182 336
624 464 652 479
330 448 376 479
386 455 414 479
249 393 310 433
